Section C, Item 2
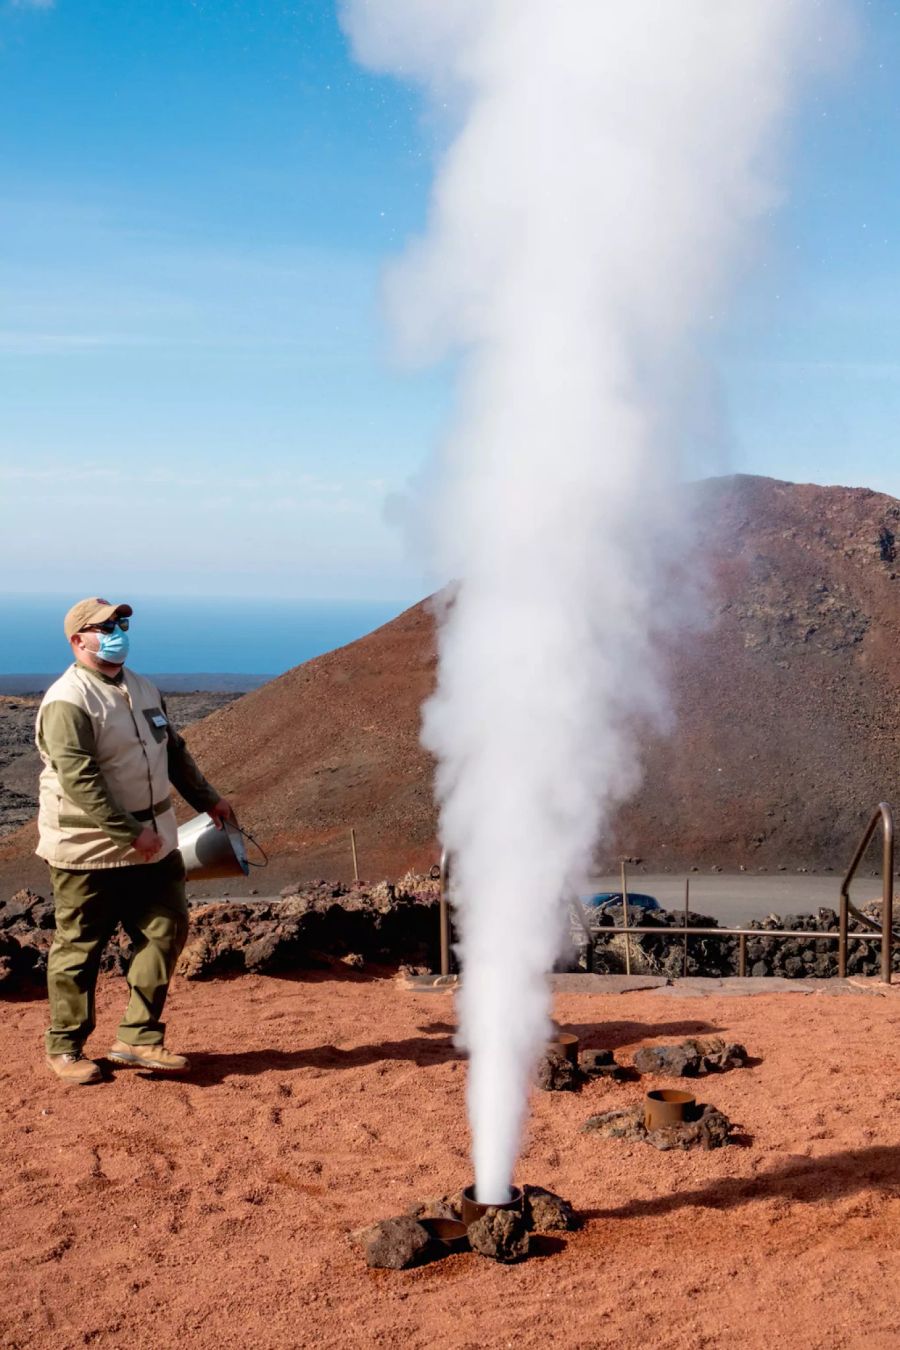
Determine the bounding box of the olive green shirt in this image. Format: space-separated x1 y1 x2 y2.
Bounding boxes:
37 663 220 849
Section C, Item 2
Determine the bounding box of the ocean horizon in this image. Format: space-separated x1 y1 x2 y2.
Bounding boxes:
0 593 408 691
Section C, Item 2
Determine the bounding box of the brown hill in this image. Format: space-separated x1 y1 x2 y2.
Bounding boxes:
2 474 898 891
615 474 900 871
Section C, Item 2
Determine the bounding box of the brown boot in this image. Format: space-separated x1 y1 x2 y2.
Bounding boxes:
107 1040 190 1072
45 1052 102 1086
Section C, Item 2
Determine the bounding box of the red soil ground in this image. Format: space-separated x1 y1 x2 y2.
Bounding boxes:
4 973 900 1349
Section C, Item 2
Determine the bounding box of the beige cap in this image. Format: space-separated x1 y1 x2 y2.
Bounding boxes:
63 597 133 641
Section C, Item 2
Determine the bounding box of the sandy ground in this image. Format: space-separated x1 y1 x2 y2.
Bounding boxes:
4 973 900 1350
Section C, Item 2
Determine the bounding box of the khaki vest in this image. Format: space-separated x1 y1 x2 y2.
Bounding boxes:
36 664 178 869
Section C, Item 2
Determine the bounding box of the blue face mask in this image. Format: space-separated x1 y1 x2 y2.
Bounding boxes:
93 628 130 664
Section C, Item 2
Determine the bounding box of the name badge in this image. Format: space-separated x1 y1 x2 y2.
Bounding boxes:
151 713 167 728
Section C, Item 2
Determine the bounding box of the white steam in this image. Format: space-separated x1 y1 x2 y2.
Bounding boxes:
341 0 845 1202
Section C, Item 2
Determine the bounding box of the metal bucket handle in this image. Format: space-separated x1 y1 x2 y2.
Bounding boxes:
228 821 268 869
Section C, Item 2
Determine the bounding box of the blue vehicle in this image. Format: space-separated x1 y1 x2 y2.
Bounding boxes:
581 891 661 915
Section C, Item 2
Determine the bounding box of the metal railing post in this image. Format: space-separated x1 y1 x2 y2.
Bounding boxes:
350 826 359 884
439 848 452 978
839 802 895 985
882 807 895 984
683 878 690 977
738 932 747 978
620 860 631 975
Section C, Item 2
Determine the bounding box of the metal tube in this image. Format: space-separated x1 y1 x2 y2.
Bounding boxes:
882 803 894 984
738 932 747 978
837 803 896 982
683 877 689 977
620 860 631 976
350 827 359 884
597 924 881 940
840 811 879 900
439 848 451 978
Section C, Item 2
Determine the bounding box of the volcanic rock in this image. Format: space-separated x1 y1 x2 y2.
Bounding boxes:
1 889 52 928
632 1037 749 1077
536 1046 583 1092
353 1216 429 1270
0 873 443 993
406 1197 460 1223
583 1108 646 1142
522 1186 578 1233
579 1048 627 1080
583 1103 734 1150
467 1208 530 1263
645 1106 733 1152
176 879 440 979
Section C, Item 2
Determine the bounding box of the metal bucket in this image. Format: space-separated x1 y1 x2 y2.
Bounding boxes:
178 815 250 882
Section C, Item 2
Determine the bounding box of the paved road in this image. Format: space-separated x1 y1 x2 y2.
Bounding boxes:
586 872 890 926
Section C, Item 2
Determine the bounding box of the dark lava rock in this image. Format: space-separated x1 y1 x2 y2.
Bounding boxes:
634 1042 701 1077
522 1185 578 1232
583 1107 646 1142
467 1208 530 1262
355 1216 429 1270
174 875 441 980
536 1046 583 1092
582 1103 734 1151
579 1049 627 1080
632 1037 748 1078
406 1196 461 1222
243 931 284 972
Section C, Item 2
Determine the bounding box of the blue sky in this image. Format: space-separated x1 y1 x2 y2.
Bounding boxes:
1 0 899 601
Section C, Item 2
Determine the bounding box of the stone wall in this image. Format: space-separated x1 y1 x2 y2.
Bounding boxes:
2 878 895 993
0 872 441 993
579 903 897 979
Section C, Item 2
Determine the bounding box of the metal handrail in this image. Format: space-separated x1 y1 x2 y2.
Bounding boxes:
574 914 885 978
839 802 896 982
439 803 896 982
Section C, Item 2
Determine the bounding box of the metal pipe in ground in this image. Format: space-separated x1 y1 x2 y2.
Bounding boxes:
461 1184 523 1227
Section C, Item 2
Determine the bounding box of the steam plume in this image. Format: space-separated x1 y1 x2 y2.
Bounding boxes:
342 0 845 1202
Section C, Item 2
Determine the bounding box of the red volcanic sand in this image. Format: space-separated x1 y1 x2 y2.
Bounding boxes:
4 975 900 1348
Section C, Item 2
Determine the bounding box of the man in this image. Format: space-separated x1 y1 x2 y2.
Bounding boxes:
35 597 235 1085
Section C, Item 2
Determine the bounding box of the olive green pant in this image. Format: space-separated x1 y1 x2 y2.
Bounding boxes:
45 851 189 1056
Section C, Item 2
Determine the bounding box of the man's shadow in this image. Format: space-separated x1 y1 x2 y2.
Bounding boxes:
182 1034 462 1086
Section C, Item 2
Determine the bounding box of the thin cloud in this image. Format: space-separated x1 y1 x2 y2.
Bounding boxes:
1 465 120 482
0 332 110 354
0 463 375 514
